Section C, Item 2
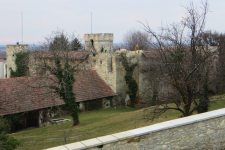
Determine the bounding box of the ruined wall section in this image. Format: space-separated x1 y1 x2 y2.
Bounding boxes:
92 50 152 104
114 50 166 103
138 53 164 102
114 50 142 103
91 52 117 93
6 44 29 78
85 33 113 53
138 53 152 101
28 53 43 76
29 53 92 76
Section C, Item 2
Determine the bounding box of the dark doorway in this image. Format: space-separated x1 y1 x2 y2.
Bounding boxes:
5 110 39 132
25 110 39 128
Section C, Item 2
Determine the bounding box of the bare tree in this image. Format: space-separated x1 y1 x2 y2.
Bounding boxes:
139 1 219 120
123 29 150 50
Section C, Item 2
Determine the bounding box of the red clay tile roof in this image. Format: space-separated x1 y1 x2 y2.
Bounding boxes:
33 51 90 60
0 70 116 115
74 70 116 102
142 50 160 58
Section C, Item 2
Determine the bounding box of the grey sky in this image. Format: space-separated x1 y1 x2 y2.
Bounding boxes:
1 0 225 44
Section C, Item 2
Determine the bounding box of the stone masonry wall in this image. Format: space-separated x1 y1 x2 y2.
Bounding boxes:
91 52 117 93
87 116 225 150
84 33 113 53
46 108 225 150
113 50 158 103
6 44 29 78
28 52 92 76
114 50 137 102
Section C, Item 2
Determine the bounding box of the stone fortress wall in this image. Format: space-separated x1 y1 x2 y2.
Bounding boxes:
90 49 156 104
90 48 164 104
6 43 29 78
5 33 163 104
46 108 225 150
28 52 92 76
85 33 114 53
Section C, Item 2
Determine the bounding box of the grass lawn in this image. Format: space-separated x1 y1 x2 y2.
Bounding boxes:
11 94 225 150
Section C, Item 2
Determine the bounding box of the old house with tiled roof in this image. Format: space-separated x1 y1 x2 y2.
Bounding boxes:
0 70 116 130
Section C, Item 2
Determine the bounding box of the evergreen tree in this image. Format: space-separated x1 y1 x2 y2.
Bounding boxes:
48 57 79 126
197 71 209 113
0 117 20 150
49 33 69 51
71 38 82 51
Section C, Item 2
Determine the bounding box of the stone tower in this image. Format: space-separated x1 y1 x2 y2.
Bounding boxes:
84 33 113 53
6 42 29 78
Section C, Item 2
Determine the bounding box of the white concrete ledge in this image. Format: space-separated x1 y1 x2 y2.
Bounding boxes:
97 135 119 144
112 131 135 140
65 142 86 150
46 145 68 150
45 108 225 150
81 138 102 148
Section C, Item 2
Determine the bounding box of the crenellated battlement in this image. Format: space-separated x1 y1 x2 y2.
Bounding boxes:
84 33 114 53
84 33 113 41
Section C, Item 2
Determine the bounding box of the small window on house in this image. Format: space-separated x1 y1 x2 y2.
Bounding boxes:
105 50 107 53
100 61 102 65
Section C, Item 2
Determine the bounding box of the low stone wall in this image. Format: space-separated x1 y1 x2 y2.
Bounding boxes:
45 108 225 150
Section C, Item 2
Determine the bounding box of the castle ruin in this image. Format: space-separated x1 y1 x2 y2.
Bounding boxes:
6 33 162 105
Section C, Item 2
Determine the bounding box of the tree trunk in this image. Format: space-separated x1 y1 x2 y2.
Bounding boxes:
72 114 79 126
183 102 191 117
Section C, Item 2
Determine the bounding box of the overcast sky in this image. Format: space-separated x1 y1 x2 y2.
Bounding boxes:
1 0 225 45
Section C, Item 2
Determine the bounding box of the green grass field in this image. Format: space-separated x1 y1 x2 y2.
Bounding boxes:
11 94 225 150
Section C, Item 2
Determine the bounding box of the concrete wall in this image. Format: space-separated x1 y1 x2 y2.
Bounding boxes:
46 108 225 150
6 43 29 78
